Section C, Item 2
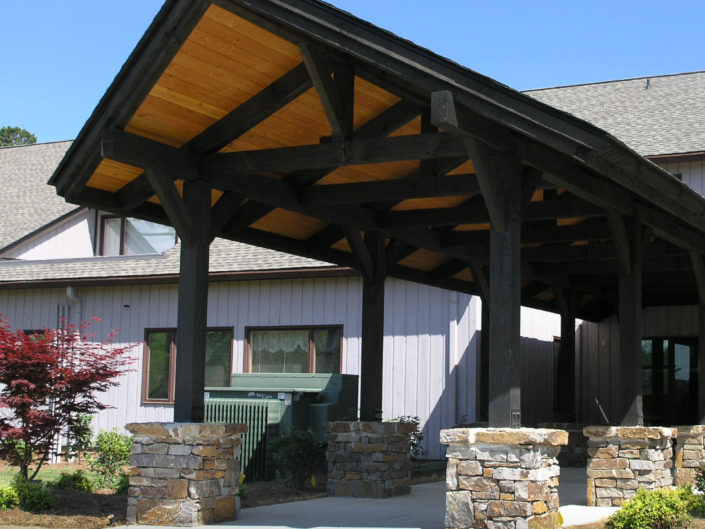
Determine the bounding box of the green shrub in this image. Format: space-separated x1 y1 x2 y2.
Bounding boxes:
0 485 19 510
607 487 692 529
270 429 326 489
67 414 94 463
50 470 95 492
89 429 132 488
388 415 426 458
11 475 54 512
115 472 130 495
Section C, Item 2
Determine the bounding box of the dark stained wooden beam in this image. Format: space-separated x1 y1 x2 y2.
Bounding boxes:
301 173 480 206
468 260 489 301
636 203 705 254
209 191 246 241
521 281 551 300
441 219 612 248
700 304 705 424
360 231 386 421
691 252 705 306
343 226 374 282
116 174 154 212
300 43 346 138
616 216 643 426
305 225 345 252
430 259 467 282
334 62 355 140
143 166 194 246
187 63 313 154
173 179 211 423
377 196 486 228
385 239 416 268
101 129 198 182
214 100 423 227
350 100 422 140
607 211 632 276
202 132 468 177
207 171 378 230
482 151 523 427
555 286 576 422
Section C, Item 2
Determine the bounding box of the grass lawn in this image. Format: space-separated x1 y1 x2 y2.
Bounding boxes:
0 462 97 486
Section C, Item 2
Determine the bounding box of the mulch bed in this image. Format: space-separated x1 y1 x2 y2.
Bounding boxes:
0 467 443 528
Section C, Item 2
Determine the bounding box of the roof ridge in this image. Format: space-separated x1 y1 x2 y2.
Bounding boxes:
524 70 705 93
0 139 73 151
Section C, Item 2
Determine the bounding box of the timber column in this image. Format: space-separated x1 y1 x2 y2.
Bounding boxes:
173 179 212 422
431 91 523 427
608 213 643 425
472 143 523 428
348 229 387 422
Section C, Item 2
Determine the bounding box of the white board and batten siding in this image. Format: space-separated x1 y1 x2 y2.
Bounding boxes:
2 210 95 260
0 277 482 459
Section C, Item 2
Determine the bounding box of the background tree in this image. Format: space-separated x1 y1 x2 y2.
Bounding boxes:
0 126 37 146
0 316 135 479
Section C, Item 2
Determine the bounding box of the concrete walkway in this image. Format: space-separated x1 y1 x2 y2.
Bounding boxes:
117 468 617 529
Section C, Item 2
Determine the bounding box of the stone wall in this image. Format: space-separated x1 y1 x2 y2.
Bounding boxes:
125 422 246 526
326 421 413 498
675 426 705 486
584 426 675 507
537 423 587 467
441 428 568 529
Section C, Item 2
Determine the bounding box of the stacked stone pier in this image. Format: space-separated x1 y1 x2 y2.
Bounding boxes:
125 422 246 526
441 427 568 529
326 421 414 498
584 426 675 507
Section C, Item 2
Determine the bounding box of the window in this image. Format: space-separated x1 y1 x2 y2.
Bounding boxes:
142 328 233 404
641 337 697 425
101 216 177 256
246 326 342 374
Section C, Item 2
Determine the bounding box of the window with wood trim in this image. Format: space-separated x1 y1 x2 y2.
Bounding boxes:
142 328 234 404
101 216 177 256
246 326 343 374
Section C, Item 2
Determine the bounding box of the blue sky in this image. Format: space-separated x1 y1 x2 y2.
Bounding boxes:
2 1 704 143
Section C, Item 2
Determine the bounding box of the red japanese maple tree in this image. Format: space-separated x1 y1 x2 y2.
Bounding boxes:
0 315 135 479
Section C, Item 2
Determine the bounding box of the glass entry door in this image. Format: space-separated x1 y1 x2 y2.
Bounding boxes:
641 337 697 425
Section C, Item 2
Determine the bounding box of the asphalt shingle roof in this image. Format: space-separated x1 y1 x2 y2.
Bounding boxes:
0 142 336 283
0 237 335 283
525 71 705 157
0 141 75 251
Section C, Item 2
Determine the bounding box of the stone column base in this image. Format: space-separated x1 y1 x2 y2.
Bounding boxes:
584 426 675 507
125 422 247 526
441 428 568 529
675 426 705 486
326 421 413 498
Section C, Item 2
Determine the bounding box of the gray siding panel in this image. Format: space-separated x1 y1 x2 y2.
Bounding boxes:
0 276 480 459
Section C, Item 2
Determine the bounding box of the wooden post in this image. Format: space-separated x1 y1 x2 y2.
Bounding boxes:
173 179 211 423
699 305 705 424
478 299 490 422
467 142 522 428
690 252 705 424
556 287 576 422
358 231 386 421
615 215 643 426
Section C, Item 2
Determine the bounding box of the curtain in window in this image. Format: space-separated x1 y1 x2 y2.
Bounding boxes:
315 328 341 373
251 330 308 373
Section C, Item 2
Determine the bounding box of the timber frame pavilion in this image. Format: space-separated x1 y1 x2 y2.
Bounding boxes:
51 0 705 428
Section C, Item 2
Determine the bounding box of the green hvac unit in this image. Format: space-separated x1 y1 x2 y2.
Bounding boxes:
204 373 358 481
